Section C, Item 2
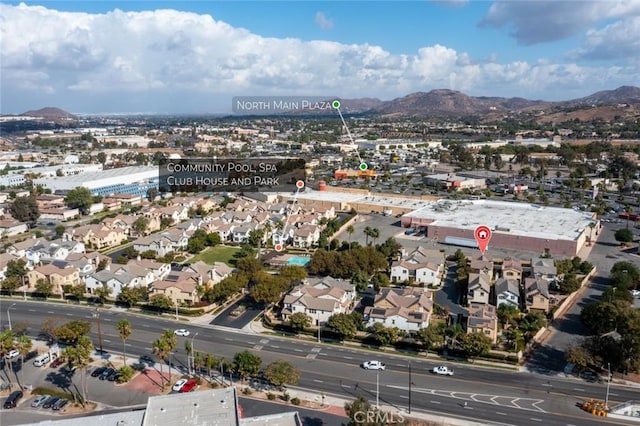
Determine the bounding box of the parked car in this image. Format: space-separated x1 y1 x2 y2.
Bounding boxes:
50 358 65 368
52 398 69 411
174 329 190 337
31 394 50 408
91 367 107 378
179 379 198 393
107 370 120 382
99 367 116 381
5 349 19 360
432 366 454 376
362 361 386 371
172 378 188 392
42 396 60 409
3 390 23 409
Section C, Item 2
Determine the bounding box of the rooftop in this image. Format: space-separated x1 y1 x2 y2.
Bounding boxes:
404 199 595 241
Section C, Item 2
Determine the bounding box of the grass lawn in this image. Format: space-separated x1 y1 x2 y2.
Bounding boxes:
190 245 241 266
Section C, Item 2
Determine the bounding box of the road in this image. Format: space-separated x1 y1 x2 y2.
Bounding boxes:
526 220 640 373
2 301 639 426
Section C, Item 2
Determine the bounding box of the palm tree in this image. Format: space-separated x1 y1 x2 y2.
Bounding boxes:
15 335 33 383
364 226 373 246
116 319 132 367
0 330 15 384
588 222 596 245
64 335 93 405
152 338 170 390
371 228 380 246
346 225 354 249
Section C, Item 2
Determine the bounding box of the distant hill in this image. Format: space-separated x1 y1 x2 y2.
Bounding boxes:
21 107 77 120
560 85 640 107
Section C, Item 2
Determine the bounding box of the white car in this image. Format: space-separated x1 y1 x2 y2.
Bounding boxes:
631 290 640 297
174 329 190 337
362 361 386 370
432 366 454 376
172 378 188 392
5 349 19 359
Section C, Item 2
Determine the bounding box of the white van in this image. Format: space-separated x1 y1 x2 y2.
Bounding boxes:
33 353 51 367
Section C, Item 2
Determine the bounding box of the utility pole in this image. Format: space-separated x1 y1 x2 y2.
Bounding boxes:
22 276 27 301
93 308 103 353
317 311 321 343
190 332 199 376
175 302 179 321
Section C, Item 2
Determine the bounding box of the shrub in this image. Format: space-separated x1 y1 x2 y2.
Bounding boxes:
32 386 76 400
242 387 253 395
267 392 276 400
117 365 135 383
281 392 290 402
291 397 301 405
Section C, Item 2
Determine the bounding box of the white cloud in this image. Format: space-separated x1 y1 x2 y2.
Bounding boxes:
0 4 636 113
570 16 640 61
480 0 640 45
315 11 333 30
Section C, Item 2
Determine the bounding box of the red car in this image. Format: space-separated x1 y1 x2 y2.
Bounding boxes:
50 359 64 368
179 379 198 393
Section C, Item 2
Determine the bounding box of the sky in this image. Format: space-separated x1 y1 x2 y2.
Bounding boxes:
1 1 639 114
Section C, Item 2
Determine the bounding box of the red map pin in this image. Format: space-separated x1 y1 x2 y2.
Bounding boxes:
474 225 492 255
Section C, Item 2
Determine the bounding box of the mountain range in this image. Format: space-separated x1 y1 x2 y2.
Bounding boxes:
19 86 640 121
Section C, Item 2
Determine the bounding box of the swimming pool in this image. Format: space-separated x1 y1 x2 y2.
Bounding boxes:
287 256 311 266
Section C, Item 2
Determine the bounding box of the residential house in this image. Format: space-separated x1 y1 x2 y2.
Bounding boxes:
467 271 491 305
282 277 356 325
494 278 520 309
157 205 190 225
133 230 189 257
0 219 28 237
111 193 142 206
363 287 433 333
292 225 321 249
501 258 523 282
182 261 233 286
85 269 139 298
469 255 494 280
39 207 80 222
150 271 201 306
524 277 551 313
66 251 110 271
390 247 444 285
6 237 47 259
531 258 557 284
101 197 122 211
35 194 65 209
27 263 81 294
466 302 498 344
102 214 138 235
231 223 257 244
67 224 127 250
25 239 85 266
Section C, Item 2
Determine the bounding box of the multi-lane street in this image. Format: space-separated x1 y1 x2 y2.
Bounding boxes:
2 300 639 425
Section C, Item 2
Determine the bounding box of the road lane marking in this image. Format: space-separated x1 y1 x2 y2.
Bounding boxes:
271 345 280 349
430 401 441 404
573 388 585 392
343 356 353 360
66 313 73 316
142 324 150 327
225 338 234 341
399 395 408 399
47 311 55 314
103 339 111 343
541 383 552 387
495 412 507 416
294 349 303 352
28 309 36 312
102 318 112 322
609 393 618 396
144 347 152 351
342 385 351 389
313 379 323 383
529 418 542 422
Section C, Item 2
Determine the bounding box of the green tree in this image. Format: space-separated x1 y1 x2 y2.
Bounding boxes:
10 195 39 223
264 359 300 388
459 332 493 360
611 261 640 283
346 225 355 249
279 265 307 282
327 313 358 341
133 216 149 236
152 331 176 390
368 322 400 347
344 396 387 426
614 228 634 244
96 152 107 165
496 304 520 329
54 320 91 344
64 335 93 405
117 286 148 306
64 187 94 211
288 312 311 333
565 345 593 373
116 319 132 366
415 323 445 351
34 278 54 299
5 259 27 279
233 350 262 381
149 294 173 310
54 224 66 238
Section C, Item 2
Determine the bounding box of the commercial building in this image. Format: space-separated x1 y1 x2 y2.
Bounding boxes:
401 200 595 256
33 166 158 198
423 173 487 191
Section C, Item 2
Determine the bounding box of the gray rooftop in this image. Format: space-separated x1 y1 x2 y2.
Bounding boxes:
144 388 239 426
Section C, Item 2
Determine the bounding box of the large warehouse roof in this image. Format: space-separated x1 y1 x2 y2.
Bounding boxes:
404 199 595 241
34 166 158 190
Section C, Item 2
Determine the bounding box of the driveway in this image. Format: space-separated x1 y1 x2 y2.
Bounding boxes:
210 297 264 329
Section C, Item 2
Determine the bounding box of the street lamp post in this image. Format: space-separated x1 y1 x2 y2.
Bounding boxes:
317 312 321 343
605 362 612 411
92 308 103 353
190 333 199 376
376 370 380 409
22 276 27 301
7 303 16 332
169 351 174 387
408 361 412 414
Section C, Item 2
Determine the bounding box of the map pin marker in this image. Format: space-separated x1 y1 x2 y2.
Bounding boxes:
474 225 492 255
